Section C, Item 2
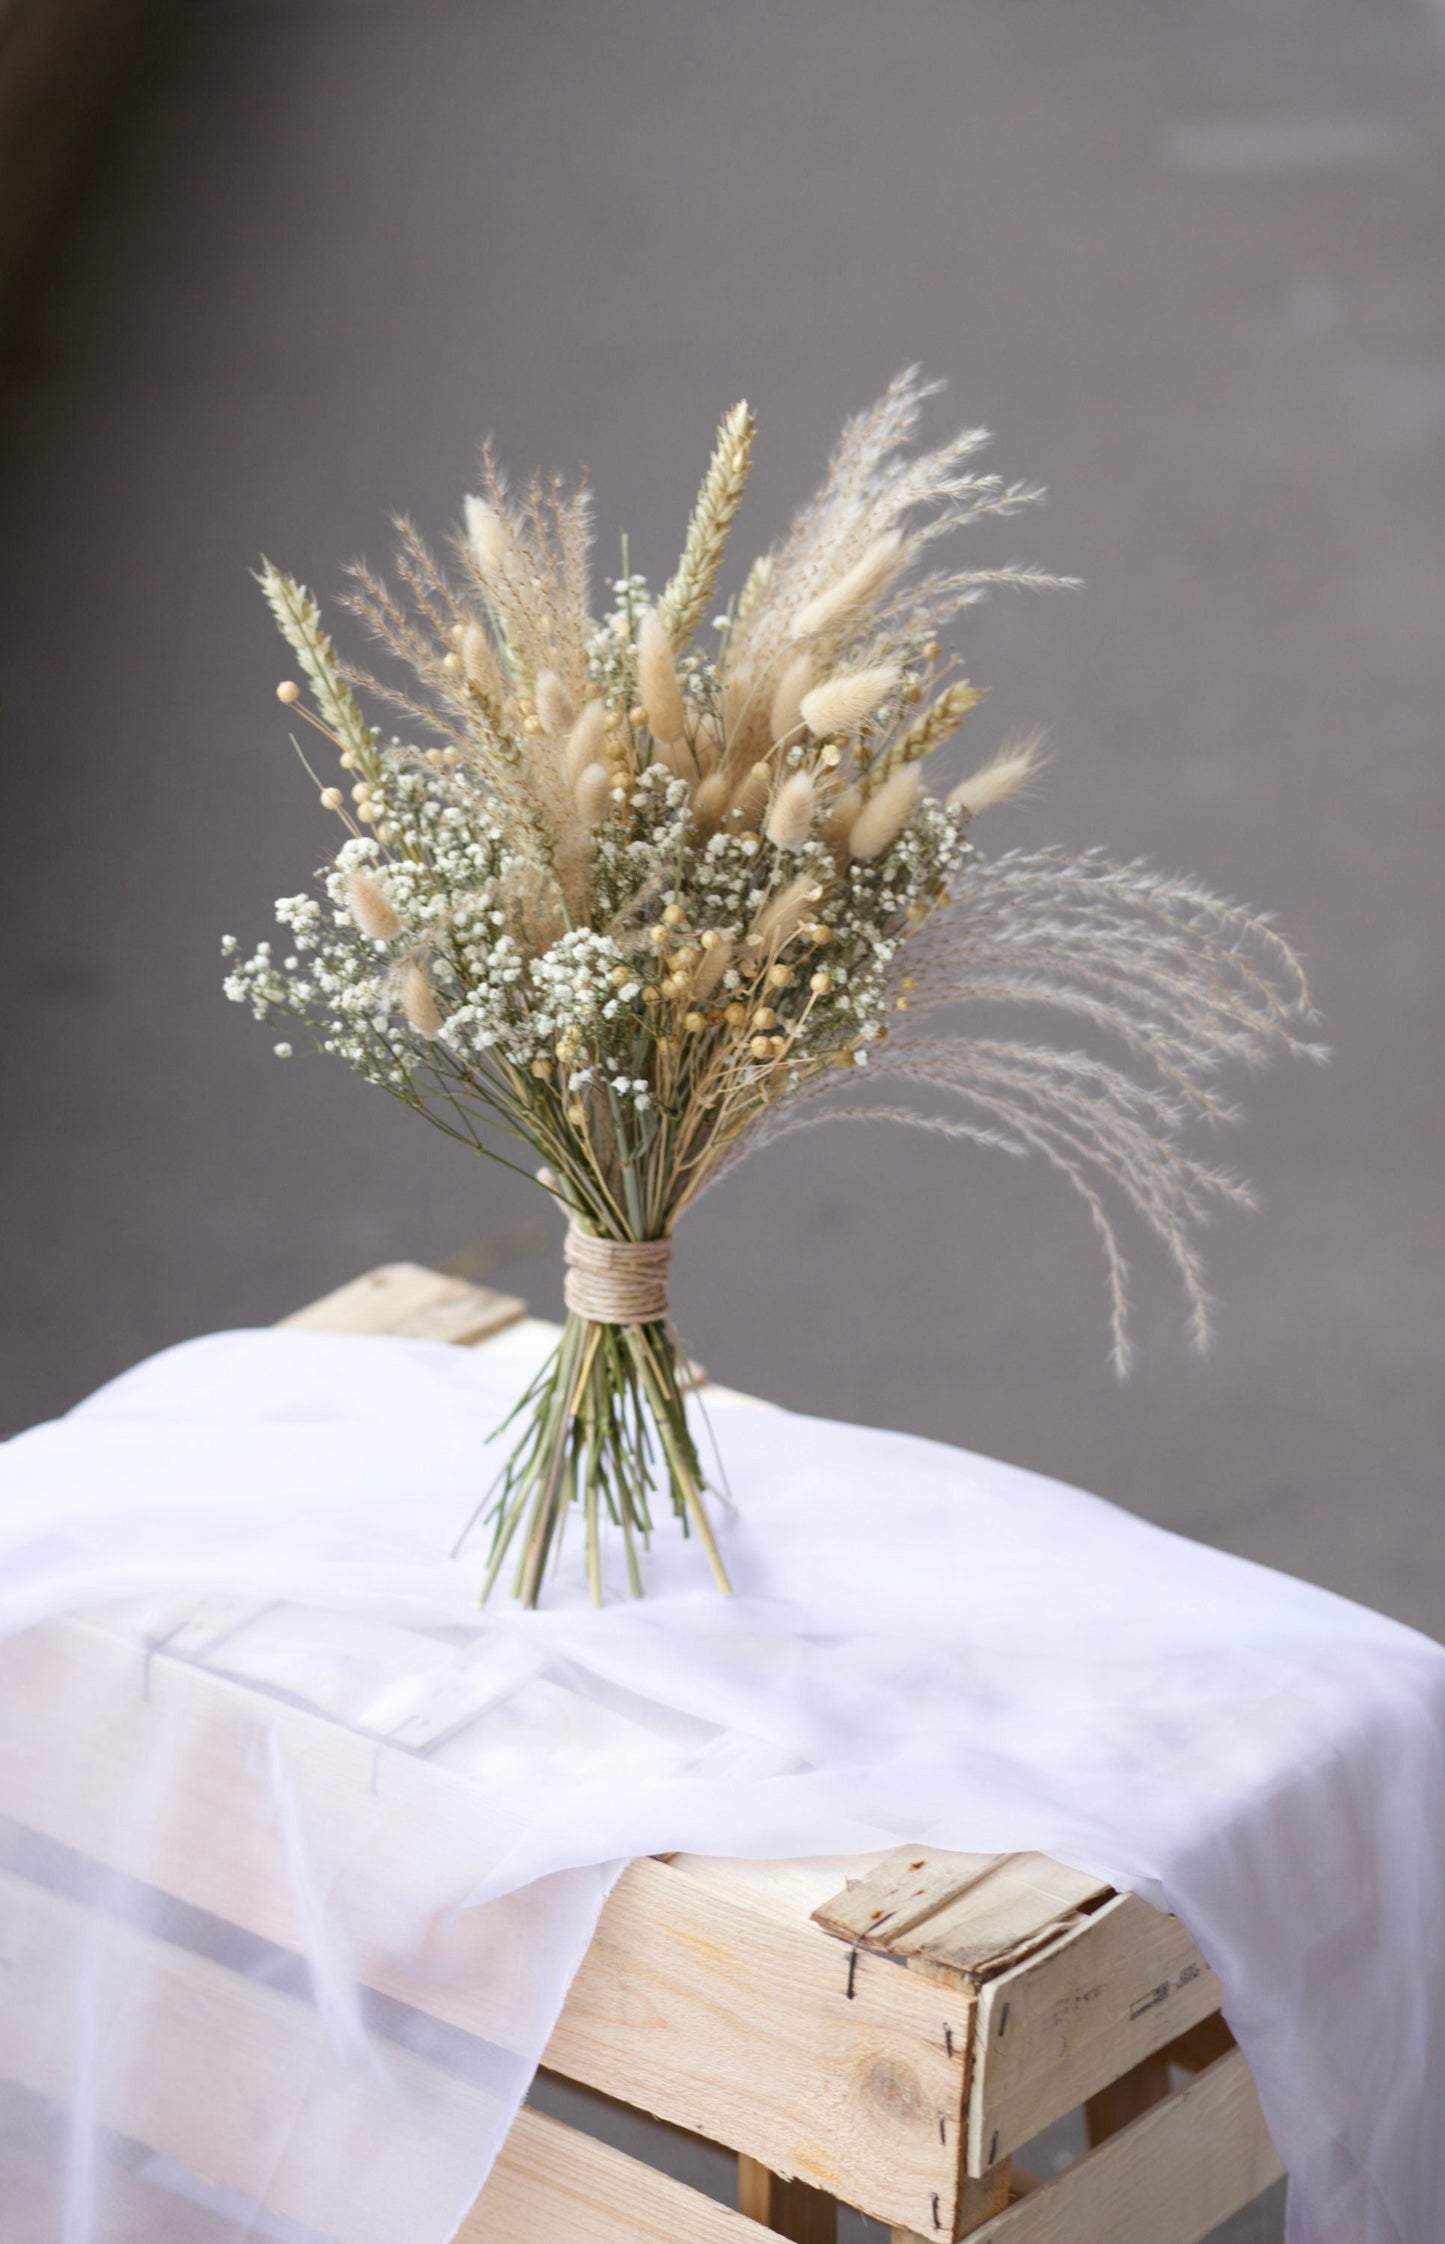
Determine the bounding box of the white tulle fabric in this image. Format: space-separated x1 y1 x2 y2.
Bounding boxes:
0 1323 1441 2244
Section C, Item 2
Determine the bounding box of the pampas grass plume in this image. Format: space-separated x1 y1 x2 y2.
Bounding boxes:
848 766 920 861
400 962 443 1037
565 699 608 783
534 669 575 736
637 607 687 744
790 531 903 642
948 732 1047 818
801 663 900 739
764 770 816 851
574 762 612 826
346 870 401 941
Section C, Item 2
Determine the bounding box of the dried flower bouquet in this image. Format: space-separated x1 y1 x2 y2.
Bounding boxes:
226 371 1319 1605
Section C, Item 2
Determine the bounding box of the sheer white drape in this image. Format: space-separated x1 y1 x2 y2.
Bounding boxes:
0 1326 1440 2243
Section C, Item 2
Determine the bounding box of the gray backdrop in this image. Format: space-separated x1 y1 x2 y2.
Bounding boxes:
2 5 1442 1625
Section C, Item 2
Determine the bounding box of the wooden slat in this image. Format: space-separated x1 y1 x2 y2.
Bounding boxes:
0 1869 772 2244
739 2154 838 2244
966 2051 1282 2244
468 2108 776 2244
967 1891 1224 2173
279 1260 525 1344
813 1849 1112 1976
545 1854 970 2237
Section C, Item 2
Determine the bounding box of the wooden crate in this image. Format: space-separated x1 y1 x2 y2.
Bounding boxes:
0 1263 1285 2243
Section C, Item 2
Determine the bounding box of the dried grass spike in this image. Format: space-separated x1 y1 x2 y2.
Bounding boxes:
637 607 687 744
565 699 608 783
574 762 612 826
849 765 920 861
658 400 757 648
400 962 443 1037
801 664 900 739
346 870 401 941
765 771 817 851
790 531 904 643
769 652 815 748
535 669 575 736
949 732 1047 818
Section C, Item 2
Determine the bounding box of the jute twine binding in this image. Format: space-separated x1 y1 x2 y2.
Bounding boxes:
563 1222 672 1325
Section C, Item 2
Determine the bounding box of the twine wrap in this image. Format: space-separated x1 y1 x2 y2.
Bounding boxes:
563 1224 672 1325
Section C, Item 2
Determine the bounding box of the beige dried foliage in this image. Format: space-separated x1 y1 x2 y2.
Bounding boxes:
754 870 823 952
346 870 401 941
460 621 504 703
691 771 730 834
801 663 899 738
848 765 921 861
768 651 815 748
764 770 816 851
823 782 862 850
399 962 443 1037
564 698 608 783
790 530 904 643
949 732 1048 817
657 400 756 648
691 938 733 1000
574 762 612 826
534 668 575 736
731 759 773 828
637 607 687 744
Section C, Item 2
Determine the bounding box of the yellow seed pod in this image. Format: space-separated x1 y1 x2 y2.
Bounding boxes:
642 985 660 1005
530 1057 552 1078
662 903 686 928
765 964 791 989
810 970 832 994
699 928 722 950
567 1102 586 1125
647 924 669 948
276 680 301 706
683 1010 705 1033
769 1035 787 1058
319 787 344 811
660 975 683 999
753 1006 777 1031
724 1001 747 1028
749 1035 772 1060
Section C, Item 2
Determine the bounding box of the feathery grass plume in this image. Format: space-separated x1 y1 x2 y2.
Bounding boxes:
801 664 900 738
754 870 824 952
848 765 920 861
657 400 756 648
345 869 401 940
790 530 904 643
949 733 1047 817
691 937 733 999
765 771 816 851
691 771 730 833
732 759 773 828
399 961 443 1037
535 669 575 735
574 761 612 825
258 565 378 779
769 651 815 748
231 371 1321 1602
565 698 608 782
823 782 862 850
636 607 687 743
887 680 983 771
460 621 504 703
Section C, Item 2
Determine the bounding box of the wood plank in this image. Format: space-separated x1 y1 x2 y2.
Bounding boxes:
468 2108 777 2244
545 1853 971 2238
0 1869 772 2244
0 1614 970 2236
814 1849 1112 1977
967 1892 1223 2173
965 2051 1282 2244
278 1260 525 1344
